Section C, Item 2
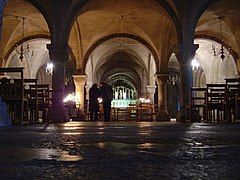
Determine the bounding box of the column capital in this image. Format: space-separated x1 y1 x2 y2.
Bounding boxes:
155 73 169 83
74 68 85 75
155 73 169 78
47 43 69 62
146 85 156 94
73 74 86 84
47 43 69 52
178 43 199 64
146 85 156 90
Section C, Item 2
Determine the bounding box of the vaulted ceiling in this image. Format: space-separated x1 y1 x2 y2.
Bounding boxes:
1 0 240 74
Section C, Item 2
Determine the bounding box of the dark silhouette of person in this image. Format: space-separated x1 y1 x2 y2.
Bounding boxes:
100 82 113 122
167 76 179 118
89 83 101 121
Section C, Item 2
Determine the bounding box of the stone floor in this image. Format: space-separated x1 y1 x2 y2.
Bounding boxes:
0 122 240 179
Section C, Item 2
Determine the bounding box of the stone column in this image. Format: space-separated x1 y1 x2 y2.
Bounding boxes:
178 43 198 121
47 44 68 123
155 74 170 121
73 75 86 111
85 84 92 101
146 85 156 104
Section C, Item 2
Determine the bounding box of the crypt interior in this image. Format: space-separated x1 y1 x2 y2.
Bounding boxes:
0 0 240 124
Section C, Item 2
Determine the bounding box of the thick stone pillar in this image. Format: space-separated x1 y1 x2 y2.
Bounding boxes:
146 85 156 104
47 44 68 123
85 84 92 101
73 75 86 111
178 44 198 121
155 74 170 121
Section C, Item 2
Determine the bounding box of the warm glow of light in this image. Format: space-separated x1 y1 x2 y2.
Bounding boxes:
63 93 77 103
139 98 145 102
139 143 154 149
98 98 103 103
139 98 150 103
138 122 152 128
144 99 150 103
62 122 82 126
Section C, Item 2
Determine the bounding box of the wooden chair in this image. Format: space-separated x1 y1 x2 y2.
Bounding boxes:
30 84 50 123
15 78 38 124
0 67 26 125
138 102 154 121
225 78 240 122
126 103 139 121
205 84 226 122
115 107 127 121
110 107 117 121
188 87 207 122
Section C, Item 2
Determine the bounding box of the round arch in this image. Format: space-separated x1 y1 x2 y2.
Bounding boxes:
82 33 159 72
4 35 77 68
94 50 148 78
195 34 238 60
24 0 53 33
194 0 218 27
3 35 50 67
65 0 181 43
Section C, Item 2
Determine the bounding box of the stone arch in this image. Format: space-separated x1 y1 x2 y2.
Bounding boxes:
3 35 50 67
65 0 181 43
24 0 53 32
194 38 238 84
2 0 52 68
195 34 238 60
194 0 218 27
94 50 148 78
82 33 159 73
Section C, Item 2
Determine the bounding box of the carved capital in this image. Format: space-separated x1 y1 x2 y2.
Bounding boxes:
178 43 199 64
155 73 169 84
47 43 69 62
146 85 156 94
73 75 86 85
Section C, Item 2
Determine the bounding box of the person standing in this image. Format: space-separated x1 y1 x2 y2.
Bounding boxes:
100 82 113 122
89 84 101 121
167 76 179 118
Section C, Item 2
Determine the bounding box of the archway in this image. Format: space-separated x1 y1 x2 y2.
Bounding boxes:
85 37 157 107
194 38 238 84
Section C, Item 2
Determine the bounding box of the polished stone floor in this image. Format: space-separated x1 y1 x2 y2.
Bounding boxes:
0 122 240 179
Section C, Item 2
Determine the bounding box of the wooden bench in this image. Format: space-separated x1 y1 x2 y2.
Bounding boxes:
138 102 154 121
188 87 207 122
225 78 240 122
205 84 226 122
0 67 26 125
126 103 139 121
30 84 50 123
15 78 38 124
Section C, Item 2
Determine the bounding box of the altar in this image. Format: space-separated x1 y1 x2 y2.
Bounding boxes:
111 84 137 108
112 99 137 108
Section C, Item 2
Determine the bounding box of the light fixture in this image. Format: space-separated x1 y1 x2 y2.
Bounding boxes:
16 17 34 62
212 16 225 60
46 62 53 75
191 59 200 72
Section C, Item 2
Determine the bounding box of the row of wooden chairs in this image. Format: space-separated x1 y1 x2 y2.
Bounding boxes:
189 78 240 122
84 102 157 121
126 103 156 121
0 67 52 125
